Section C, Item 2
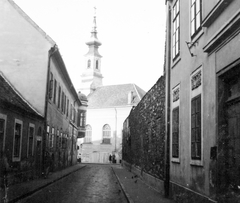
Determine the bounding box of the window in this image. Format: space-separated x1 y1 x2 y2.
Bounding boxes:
80 111 86 127
64 95 66 114
191 0 202 37
87 59 91 68
59 132 62 148
96 60 98 69
102 124 111 144
28 124 35 157
173 0 180 60
49 72 53 100
70 104 73 120
190 68 202 164
56 129 59 149
53 79 57 104
13 119 23 161
84 125 92 143
66 99 69 117
61 91 64 112
191 95 201 160
172 107 179 158
58 86 61 108
50 127 54 148
47 125 50 148
0 114 7 151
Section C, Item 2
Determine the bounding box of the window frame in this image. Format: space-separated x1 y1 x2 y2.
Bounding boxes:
172 0 180 60
191 94 201 160
13 119 23 162
0 114 7 152
102 124 111 144
27 123 35 157
171 84 180 163
190 0 202 38
49 72 53 100
84 125 92 143
190 67 203 166
53 79 57 104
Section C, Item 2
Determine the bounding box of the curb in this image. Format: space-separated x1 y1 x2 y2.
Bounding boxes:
9 165 86 203
111 167 134 203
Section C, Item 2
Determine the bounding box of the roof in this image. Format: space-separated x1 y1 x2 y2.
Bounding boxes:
0 72 43 117
87 84 146 108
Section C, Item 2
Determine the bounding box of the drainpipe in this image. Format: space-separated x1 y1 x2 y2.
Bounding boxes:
114 108 117 152
43 45 57 173
164 1 171 198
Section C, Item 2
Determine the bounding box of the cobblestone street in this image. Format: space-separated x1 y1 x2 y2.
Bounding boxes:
17 164 127 203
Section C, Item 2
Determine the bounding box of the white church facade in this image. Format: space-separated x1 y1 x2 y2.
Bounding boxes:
78 12 145 163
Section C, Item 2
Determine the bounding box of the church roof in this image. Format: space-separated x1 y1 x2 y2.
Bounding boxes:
87 84 146 108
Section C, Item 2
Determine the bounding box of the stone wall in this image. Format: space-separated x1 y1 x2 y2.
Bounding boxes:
123 76 165 180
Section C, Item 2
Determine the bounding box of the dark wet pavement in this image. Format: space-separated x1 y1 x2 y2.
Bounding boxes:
17 164 127 203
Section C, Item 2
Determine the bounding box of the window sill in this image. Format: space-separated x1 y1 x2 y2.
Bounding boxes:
190 29 204 48
190 159 203 166
101 143 112 145
171 157 180 163
171 57 181 69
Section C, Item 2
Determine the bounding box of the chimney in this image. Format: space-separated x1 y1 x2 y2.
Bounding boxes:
128 91 134 104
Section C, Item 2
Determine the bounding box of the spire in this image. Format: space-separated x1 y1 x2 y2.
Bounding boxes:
86 6 101 47
92 7 97 33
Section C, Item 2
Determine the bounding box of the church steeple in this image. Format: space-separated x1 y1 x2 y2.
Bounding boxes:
79 7 103 96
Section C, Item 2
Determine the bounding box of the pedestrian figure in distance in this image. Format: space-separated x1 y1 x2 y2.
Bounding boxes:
0 150 9 203
109 154 112 163
112 154 116 164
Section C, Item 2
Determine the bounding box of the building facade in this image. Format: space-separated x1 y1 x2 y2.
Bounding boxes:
81 84 145 163
165 0 240 202
0 0 86 177
0 72 44 186
78 13 145 163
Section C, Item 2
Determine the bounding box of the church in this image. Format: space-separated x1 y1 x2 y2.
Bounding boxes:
78 11 145 163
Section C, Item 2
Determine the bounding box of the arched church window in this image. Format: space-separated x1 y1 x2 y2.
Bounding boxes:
96 60 98 69
102 124 111 144
84 125 92 143
87 59 91 68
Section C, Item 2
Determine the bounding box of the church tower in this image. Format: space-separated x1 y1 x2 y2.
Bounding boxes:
79 8 103 96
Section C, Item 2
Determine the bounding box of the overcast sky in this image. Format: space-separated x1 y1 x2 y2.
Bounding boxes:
14 0 166 92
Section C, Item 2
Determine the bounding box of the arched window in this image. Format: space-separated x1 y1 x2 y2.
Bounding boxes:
84 125 92 143
87 59 91 68
102 124 111 144
96 60 98 69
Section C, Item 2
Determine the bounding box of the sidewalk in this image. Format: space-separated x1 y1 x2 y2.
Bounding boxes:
112 165 175 203
6 164 86 203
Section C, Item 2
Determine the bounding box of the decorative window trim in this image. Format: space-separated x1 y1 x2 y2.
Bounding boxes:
27 123 35 157
0 114 7 151
171 84 180 163
190 66 203 166
13 119 23 162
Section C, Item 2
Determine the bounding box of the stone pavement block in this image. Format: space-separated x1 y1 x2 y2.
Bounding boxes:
112 165 175 203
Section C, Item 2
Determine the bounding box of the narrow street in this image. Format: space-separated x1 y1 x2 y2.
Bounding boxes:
17 164 128 203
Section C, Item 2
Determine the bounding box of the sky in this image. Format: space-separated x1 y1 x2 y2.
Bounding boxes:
14 0 166 92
